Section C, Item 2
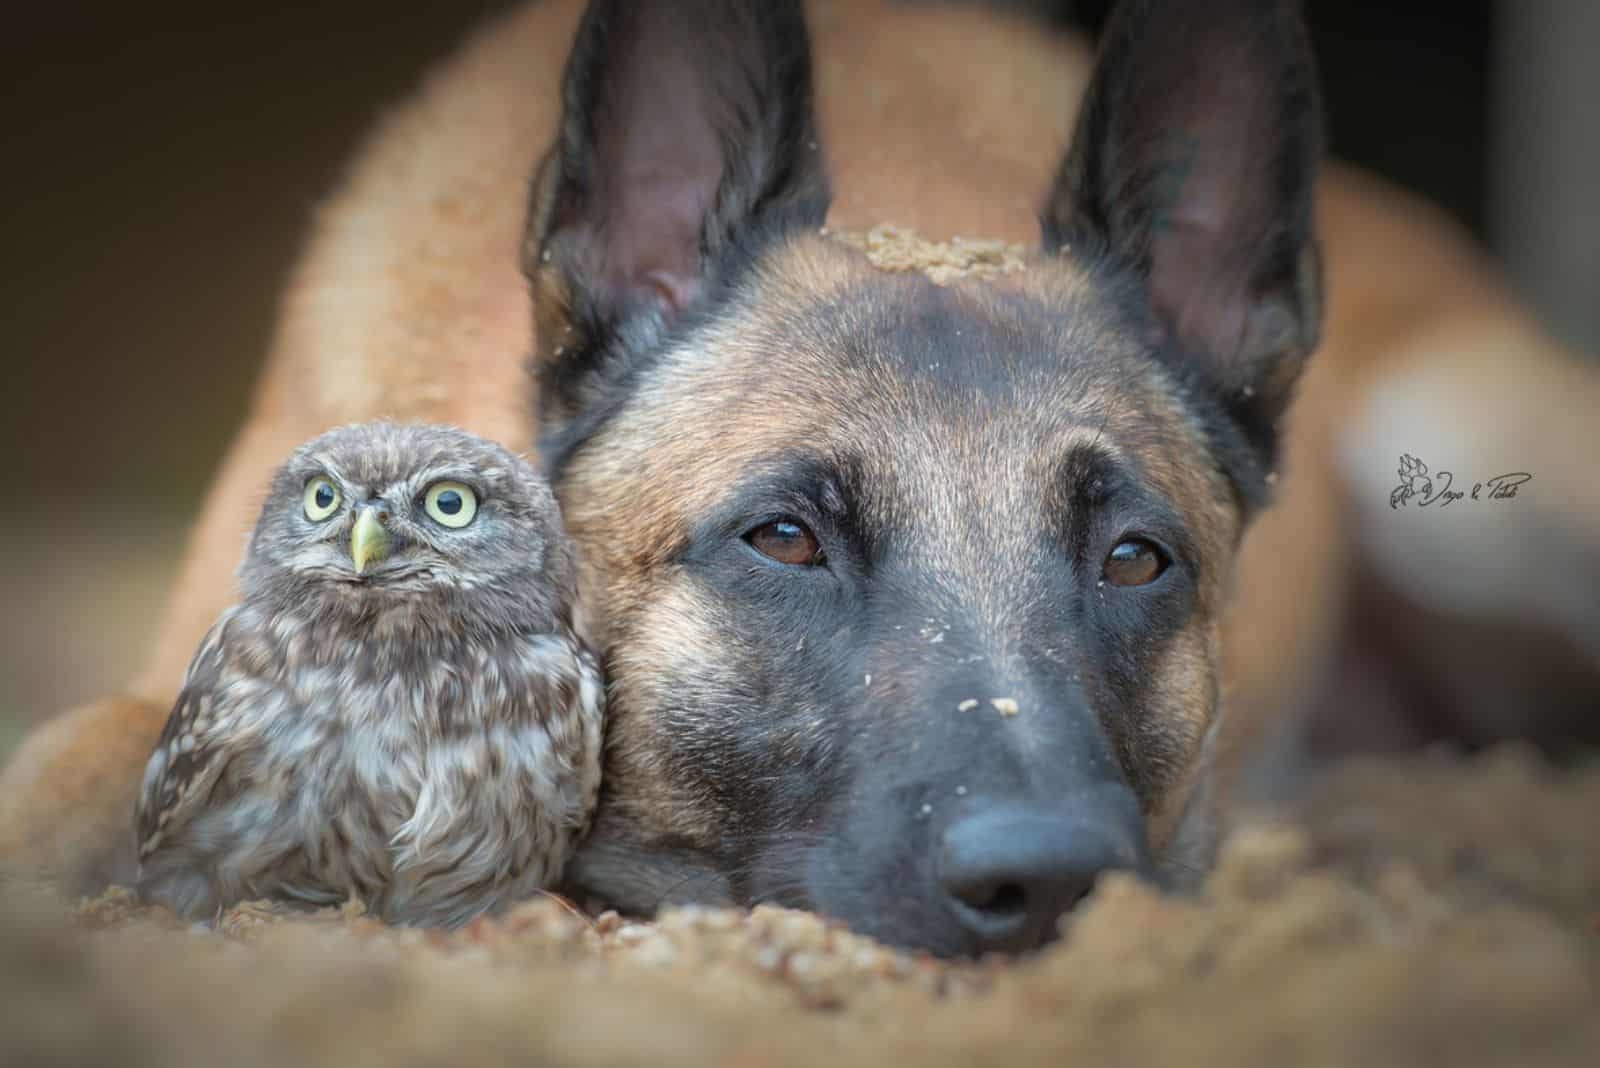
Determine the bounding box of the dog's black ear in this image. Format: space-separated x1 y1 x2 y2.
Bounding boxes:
1042 0 1323 461
526 0 830 427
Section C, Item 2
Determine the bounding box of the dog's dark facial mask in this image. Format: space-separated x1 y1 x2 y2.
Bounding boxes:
526 0 1322 958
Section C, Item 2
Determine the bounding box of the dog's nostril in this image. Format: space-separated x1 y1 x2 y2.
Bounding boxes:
937 796 1147 955
953 879 1029 916
984 882 1027 916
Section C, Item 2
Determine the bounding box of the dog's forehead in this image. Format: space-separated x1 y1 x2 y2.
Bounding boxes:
666 236 1212 488
569 232 1238 581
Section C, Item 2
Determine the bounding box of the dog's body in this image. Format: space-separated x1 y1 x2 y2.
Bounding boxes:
3 0 1596 955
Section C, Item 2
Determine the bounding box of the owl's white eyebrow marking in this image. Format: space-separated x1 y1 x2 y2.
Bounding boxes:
303 453 352 486
295 455 485 497
412 464 487 491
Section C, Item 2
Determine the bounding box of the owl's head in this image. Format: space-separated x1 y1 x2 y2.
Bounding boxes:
242 421 574 627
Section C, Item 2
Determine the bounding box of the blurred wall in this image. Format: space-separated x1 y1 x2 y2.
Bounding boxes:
0 3 508 753
0 1 1583 759
1491 0 1600 354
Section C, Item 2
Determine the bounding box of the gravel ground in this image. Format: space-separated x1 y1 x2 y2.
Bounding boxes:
3 744 1596 1067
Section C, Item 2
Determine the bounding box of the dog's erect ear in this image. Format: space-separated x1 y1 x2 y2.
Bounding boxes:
526 0 829 428
1042 0 1323 461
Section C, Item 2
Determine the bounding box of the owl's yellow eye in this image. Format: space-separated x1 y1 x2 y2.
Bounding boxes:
424 481 478 528
303 477 341 522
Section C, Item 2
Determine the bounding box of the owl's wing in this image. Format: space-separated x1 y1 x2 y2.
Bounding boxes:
135 611 248 860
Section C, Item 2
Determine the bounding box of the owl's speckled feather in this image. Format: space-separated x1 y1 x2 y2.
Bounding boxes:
134 421 604 928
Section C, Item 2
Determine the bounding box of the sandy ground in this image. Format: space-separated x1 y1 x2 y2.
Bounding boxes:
3 744 1595 1068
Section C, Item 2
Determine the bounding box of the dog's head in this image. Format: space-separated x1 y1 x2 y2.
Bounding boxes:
527 0 1322 957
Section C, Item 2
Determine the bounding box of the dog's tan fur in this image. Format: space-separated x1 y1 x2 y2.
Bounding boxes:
543 233 1242 866
3 0 1595 893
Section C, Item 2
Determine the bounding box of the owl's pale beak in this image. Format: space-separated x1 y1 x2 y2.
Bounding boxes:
350 507 392 575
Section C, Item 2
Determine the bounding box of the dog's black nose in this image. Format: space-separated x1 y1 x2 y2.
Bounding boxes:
936 793 1148 956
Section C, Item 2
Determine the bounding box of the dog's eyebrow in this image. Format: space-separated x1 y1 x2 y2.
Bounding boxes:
728 452 848 514
683 449 858 545
1056 444 1199 573
1058 443 1130 510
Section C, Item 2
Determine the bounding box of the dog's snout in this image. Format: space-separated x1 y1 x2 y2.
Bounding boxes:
936 792 1149 956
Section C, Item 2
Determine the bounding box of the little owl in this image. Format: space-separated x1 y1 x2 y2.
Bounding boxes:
134 420 604 927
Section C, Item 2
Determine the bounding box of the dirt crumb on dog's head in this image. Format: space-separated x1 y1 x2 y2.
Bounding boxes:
823 224 1027 285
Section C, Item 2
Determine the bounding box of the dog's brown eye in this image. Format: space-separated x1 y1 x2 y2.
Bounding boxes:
1103 538 1167 586
747 519 823 566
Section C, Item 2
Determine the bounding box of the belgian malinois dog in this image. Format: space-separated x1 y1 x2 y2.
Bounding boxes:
528 0 1321 957
6 0 1596 959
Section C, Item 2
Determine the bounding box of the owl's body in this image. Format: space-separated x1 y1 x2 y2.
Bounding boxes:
134 421 603 927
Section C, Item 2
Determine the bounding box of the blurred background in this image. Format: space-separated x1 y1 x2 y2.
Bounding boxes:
1 0 1595 759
